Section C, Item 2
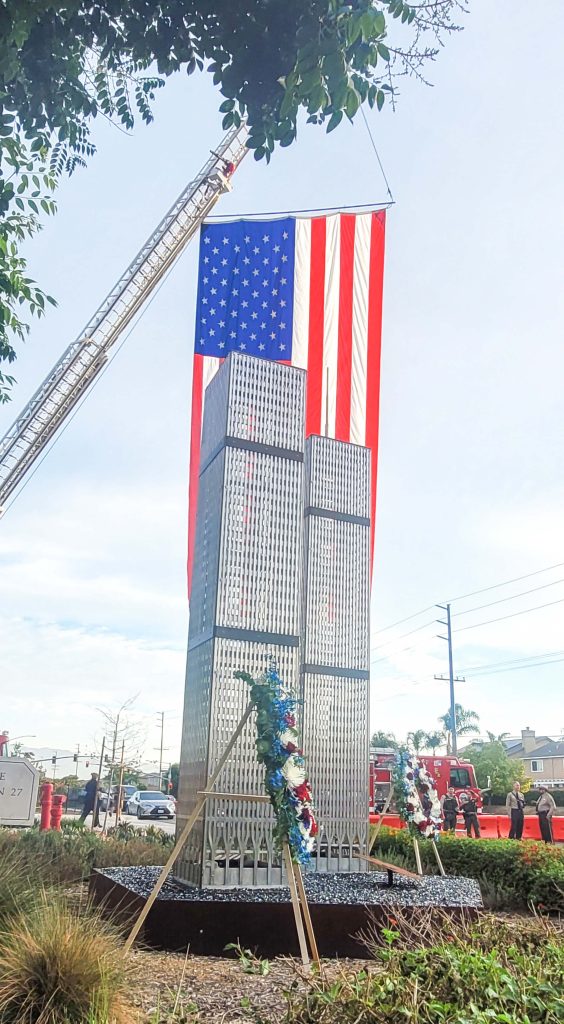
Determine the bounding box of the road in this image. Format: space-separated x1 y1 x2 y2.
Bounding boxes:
62 809 176 836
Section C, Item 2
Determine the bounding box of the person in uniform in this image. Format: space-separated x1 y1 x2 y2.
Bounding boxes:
79 772 100 827
460 790 480 837
535 785 556 843
506 781 526 839
441 786 459 833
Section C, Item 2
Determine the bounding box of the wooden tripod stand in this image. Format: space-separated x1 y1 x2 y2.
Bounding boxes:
123 702 321 968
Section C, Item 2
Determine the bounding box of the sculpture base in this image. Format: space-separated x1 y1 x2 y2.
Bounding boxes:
90 867 482 958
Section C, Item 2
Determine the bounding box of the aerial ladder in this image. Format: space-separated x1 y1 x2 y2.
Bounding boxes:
0 123 248 512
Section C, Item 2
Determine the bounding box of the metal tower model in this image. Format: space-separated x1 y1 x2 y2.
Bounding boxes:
176 352 306 886
300 435 371 872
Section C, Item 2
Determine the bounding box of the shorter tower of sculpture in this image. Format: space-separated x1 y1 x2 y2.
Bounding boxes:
300 435 371 871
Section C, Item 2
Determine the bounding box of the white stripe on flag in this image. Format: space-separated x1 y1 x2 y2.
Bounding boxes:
291 218 311 370
201 356 221 435
349 213 372 446
321 214 341 437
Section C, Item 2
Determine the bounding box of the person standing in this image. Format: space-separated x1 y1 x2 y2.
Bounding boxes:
441 787 459 833
460 790 480 837
535 785 556 843
506 781 526 839
79 772 100 827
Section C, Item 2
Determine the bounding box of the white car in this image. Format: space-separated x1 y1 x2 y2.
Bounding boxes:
127 790 175 820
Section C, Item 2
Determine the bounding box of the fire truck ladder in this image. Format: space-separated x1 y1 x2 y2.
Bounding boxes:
0 123 248 511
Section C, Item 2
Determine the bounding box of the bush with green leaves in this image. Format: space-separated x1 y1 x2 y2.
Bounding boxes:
282 912 564 1024
371 827 564 912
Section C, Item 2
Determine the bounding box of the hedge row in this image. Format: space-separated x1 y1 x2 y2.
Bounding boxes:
372 827 564 913
485 788 564 807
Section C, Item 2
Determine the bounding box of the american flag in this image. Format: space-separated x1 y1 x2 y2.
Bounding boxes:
188 210 386 593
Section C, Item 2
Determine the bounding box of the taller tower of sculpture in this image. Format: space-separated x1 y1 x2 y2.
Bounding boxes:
176 352 306 886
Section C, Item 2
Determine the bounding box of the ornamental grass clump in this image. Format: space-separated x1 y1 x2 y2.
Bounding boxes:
0 893 132 1024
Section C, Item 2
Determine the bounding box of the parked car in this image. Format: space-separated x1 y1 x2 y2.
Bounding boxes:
127 791 175 820
113 784 136 812
97 790 111 812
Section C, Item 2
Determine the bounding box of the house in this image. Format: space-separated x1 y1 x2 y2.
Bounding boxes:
505 728 564 789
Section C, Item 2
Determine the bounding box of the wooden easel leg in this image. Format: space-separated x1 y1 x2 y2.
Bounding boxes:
368 786 394 855
413 838 423 876
431 839 446 876
283 843 311 969
292 860 321 969
123 702 254 953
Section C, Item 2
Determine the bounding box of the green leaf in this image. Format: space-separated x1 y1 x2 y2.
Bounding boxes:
376 89 385 112
219 99 234 113
345 88 360 119
326 109 343 133
377 42 391 62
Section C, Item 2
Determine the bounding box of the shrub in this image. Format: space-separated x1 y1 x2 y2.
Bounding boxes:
0 893 132 1024
0 825 172 885
0 844 40 926
371 827 564 912
283 912 564 1024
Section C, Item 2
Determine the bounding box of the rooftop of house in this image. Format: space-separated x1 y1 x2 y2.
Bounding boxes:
520 739 564 760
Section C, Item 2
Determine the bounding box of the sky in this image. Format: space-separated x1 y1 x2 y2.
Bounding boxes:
1 1 563 770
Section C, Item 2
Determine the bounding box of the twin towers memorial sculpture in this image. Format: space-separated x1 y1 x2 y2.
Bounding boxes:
175 352 371 887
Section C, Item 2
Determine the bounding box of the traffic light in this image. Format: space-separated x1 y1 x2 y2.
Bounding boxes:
85 761 90 768
73 753 78 762
51 755 56 765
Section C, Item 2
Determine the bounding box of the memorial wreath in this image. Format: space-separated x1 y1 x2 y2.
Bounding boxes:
235 664 318 863
392 750 442 839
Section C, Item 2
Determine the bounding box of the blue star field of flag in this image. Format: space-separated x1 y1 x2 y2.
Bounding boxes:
195 217 296 360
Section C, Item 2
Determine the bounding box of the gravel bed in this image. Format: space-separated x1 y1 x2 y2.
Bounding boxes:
99 865 482 907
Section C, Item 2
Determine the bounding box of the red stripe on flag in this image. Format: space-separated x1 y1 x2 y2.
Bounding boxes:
365 210 386 574
305 218 326 436
187 353 204 596
335 214 356 441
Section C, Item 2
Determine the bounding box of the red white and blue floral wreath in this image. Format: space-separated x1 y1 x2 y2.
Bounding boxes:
235 663 318 864
392 751 442 839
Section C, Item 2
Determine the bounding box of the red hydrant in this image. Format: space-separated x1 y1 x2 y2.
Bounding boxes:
50 793 66 831
40 782 53 831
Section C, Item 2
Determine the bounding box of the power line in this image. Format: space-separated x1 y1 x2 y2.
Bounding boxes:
447 560 564 605
452 577 564 617
372 604 436 635
464 657 564 678
371 559 564 636
455 596 564 633
370 618 436 653
459 649 564 673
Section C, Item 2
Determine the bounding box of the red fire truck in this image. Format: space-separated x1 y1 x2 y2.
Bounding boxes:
369 748 483 820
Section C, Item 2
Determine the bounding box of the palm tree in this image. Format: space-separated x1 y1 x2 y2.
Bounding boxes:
424 730 446 755
486 731 510 744
407 729 427 754
438 704 480 754
370 730 399 750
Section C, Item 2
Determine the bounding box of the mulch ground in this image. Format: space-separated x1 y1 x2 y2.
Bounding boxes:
128 949 297 1022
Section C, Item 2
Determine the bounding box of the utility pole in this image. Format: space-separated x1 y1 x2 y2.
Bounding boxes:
436 603 465 755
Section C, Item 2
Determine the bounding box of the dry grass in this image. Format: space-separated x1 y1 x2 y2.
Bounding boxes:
0 891 134 1024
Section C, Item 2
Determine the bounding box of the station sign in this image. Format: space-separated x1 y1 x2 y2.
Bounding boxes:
0 756 40 826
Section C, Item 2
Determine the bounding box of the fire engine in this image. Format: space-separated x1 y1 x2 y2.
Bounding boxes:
369 748 483 820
